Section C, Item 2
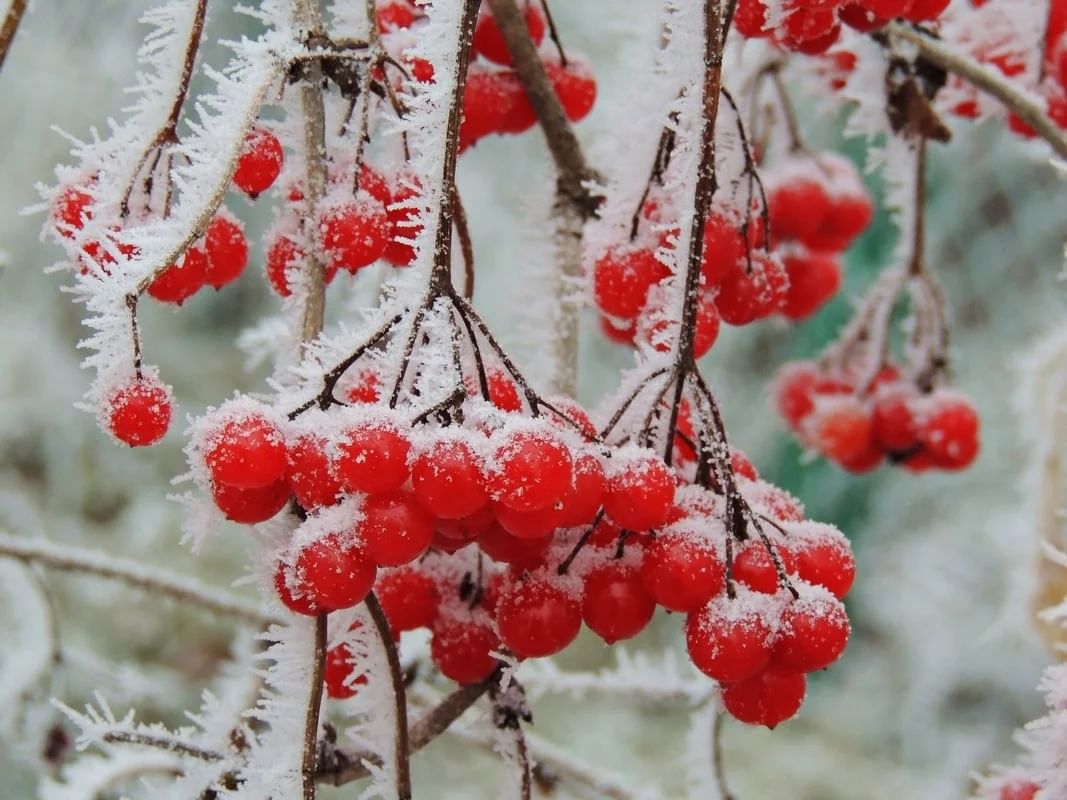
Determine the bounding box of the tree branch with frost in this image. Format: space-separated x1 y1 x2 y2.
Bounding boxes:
0 0 27 72
366 593 412 798
100 730 224 762
0 531 274 627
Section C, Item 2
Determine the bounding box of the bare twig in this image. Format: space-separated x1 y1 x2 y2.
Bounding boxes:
0 0 28 73
102 730 224 762
366 593 412 799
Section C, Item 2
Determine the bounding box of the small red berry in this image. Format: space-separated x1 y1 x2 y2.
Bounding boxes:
477 524 552 568
780 251 841 321
296 534 377 610
641 534 724 612
318 196 391 273
794 535 855 599
722 668 806 728
265 234 304 297
490 429 574 513
412 436 490 519
686 598 773 683
52 183 94 238
432 616 500 684
148 246 209 305
583 565 656 644
733 541 796 594
106 376 172 447
496 578 582 658
771 594 850 672
919 393 980 470
376 568 441 632
555 453 607 528
473 4 545 66
204 412 287 489
335 419 411 495
603 452 675 531
234 126 284 198
275 561 323 616
204 213 249 289
324 643 367 699
593 246 670 320
211 478 290 524
287 434 343 509
544 57 597 122
359 489 435 567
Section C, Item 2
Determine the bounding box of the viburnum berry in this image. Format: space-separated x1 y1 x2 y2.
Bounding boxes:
919 392 980 470
492 501 560 540
839 3 887 32
490 428 574 513
384 177 422 266
780 251 841 320
376 567 440 632
335 418 411 495
359 489 434 567
770 174 831 245
265 233 304 297
721 668 807 728
274 561 323 616
771 593 850 672
473 4 545 66
555 452 606 528
904 0 951 20
287 434 343 509
318 196 391 273
997 780 1040 800
496 578 582 658
324 643 367 699
731 449 759 480
686 597 773 683
871 385 920 453
412 435 490 519
431 616 500 684
295 533 377 610
204 411 287 489
641 534 724 612
345 368 381 404
52 182 94 238
603 452 675 531
583 564 656 644
593 246 670 319
204 213 249 289
733 0 768 37
773 362 853 429
544 57 597 122
715 251 788 326
733 541 797 594
148 246 209 305
477 524 552 568
482 369 523 412
106 375 172 447
600 315 636 345
793 534 855 599
211 478 290 524
234 126 284 198
436 505 496 541
806 396 874 464
376 0 419 32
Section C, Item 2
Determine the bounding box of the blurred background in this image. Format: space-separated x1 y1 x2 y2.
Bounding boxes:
1 2 1065 798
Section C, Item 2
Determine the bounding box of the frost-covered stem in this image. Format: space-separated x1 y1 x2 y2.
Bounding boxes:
888 22 1067 160
0 0 27 72
102 730 224 762
300 616 327 800
0 531 274 626
366 592 412 799
767 65 805 154
711 711 734 800
908 137 926 276
453 186 476 300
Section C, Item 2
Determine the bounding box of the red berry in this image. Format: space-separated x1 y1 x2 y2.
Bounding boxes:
919 393 980 470
265 234 304 297
781 252 841 320
641 534 724 612
482 370 523 412
733 0 769 36
335 419 411 495
731 449 758 480
204 412 287 489
287 434 343 509
473 4 545 66
490 429 574 513
772 594 850 672
275 561 323 616
546 397 598 440
733 541 796 594
496 578 582 658
106 376 172 447
545 57 597 122
412 436 490 519
432 617 499 684
436 505 496 541
593 246 670 319
600 315 637 345
211 478 290 524
376 568 440 632
148 246 208 305
794 536 856 599
904 0 950 20
807 397 874 464
770 176 831 245
862 0 912 16
477 524 552 568
384 178 422 266
583 565 655 644
234 126 284 198
721 668 806 727
686 598 773 683
204 213 249 289
318 196 391 273
871 385 920 453
296 533 377 610
492 501 560 540
324 643 367 699
360 489 434 567
701 212 748 285
377 0 418 31
345 369 381 404
603 453 675 531
998 781 1040 800
715 252 787 325
555 453 607 528
839 3 887 31
356 164 392 207
52 183 94 238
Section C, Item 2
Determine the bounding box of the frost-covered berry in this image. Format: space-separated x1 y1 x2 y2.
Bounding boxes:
106 375 172 447
473 4 545 66
359 489 434 567
203 410 287 489
733 541 796 595
287 433 343 509
794 535 855 599
204 213 249 289
296 533 377 611
593 246 670 320
686 597 773 683
148 246 209 305
496 578 582 658
318 196 391 273
411 436 490 520
477 523 552 568
490 428 574 513
780 252 841 321
583 564 655 644
721 668 806 728
211 478 290 524
640 534 724 612
545 57 597 122
771 593 850 673
431 616 500 684
335 417 411 495
603 452 675 531
52 182 94 238
919 392 980 470
324 643 367 699
234 126 284 198
376 568 440 632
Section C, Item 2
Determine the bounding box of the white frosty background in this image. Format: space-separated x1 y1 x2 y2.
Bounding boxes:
0 1 1065 798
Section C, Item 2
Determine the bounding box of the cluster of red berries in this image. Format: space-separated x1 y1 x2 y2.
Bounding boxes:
733 0 949 54
765 153 872 321
459 3 596 150
773 360 981 473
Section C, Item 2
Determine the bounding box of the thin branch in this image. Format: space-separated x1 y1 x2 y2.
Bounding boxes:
301 616 328 800
887 22 1067 160
366 593 412 799
0 0 28 72
0 531 274 627
711 710 734 800
102 730 224 762
452 186 475 301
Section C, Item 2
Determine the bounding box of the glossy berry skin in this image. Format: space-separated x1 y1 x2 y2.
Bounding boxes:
211 478 290 524
770 179 831 245
733 0 768 36
324 643 366 699
148 246 208 305
641 534 724 612
920 395 980 470
432 617 500 684
359 489 434 567
603 454 675 531
871 386 919 453
335 421 411 495
266 234 304 297
794 537 855 599
733 542 796 594
496 579 582 658
485 370 523 412
436 505 496 541
772 595 850 673
721 668 806 728
234 126 284 197
106 377 172 447
204 414 287 489
492 501 560 540
593 246 670 319
491 430 574 513
582 565 656 644
287 435 342 509
545 58 597 122
376 568 440 632
477 524 552 568
781 252 841 320
555 453 606 528
809 398 874 464
412 437 490 519
52 183 94 237
275 561 323 616
319 197 391 273
296 534 377 611
686 599 773 683
473 4 545 66
204 214 249 289
773 362 852 429
376 0 418 32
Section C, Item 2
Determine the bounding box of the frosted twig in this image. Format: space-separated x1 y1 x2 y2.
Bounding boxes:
887 22 1067 160
101 730 224 762
0 0 27 72
366 592 412 798
0 531 274 627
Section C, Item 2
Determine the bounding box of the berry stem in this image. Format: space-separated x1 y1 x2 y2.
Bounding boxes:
539 0 569 67
300 614 328 800
766 65 807 155
557 510 605 575
453 186 476 301
366 592 413 799
0 0 27 73
711 710 735 800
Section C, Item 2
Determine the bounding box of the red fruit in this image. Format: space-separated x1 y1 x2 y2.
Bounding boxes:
840 443 884 474
998 781 1040 800
346 369 381 404
106 376 172 447
722 668 806 727
491 429 574 513
781 252 841 320
861 0 912 17
555 453 607 528
360 489 434 567
234 126 284 198
211 478 290 524
436 506 496 541
496 579 582 658
781 6 837 45
546 397 598 440
432 617 499 684
770 178 831 245
715 251 787 325
356 164 392 207
593 246 671 319
686 599 773 683
731 450 758 480
204 413 287 489
148 246 208 305
477 524 552 567
376 568 440 632
794 536 855 599
545 58 597 122
473 4 545 66
384 178 422 266
493 501 560 540
642 295 721 358
808 398 874 464
772 594 850 672
701 212 749 286
788 23 841 55
376 0 418 32
275 561 323 616
919 394 980 470
204 214 249 289
600 315 637 345
52 183 94 237
733 541 796 594
583 565 656 644
79 233 139 276
806 195 873 252
296 534 377 610
335 420 411 495
871 386 919 452
412 436 490 519
773 362 824 428
839 3 887 31
904 0 950 20
319 197 391 273
265 234 304 297
324 643 367 699
485 370 523 412
287 434 343 509
603 453 675 531
734 0 769 36
641 534 724 612
406 56 436 84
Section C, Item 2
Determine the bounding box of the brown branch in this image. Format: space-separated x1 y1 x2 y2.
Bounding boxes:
0 0 27 72
366 593 412 799
711 711 734 800
452 186 475 301
888 22 1067 160
102 730 224 762
300 616 328 800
